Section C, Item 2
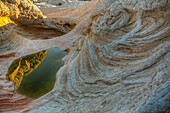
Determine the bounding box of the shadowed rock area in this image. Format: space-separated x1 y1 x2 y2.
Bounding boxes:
0 0 170 112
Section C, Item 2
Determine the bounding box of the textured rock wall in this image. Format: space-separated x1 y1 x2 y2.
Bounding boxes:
0 0 72 112
26 0 170 112
0 0 73 42
0 0 44 23
0 0 170 112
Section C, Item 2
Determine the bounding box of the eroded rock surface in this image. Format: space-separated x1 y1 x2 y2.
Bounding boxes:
0 0 170 112
0 0 73 112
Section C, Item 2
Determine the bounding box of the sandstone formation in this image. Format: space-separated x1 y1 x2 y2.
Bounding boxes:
0 0 72 112
0 0 170 112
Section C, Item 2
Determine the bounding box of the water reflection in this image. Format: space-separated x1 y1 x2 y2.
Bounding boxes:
6 50 47 90
17 48 67 98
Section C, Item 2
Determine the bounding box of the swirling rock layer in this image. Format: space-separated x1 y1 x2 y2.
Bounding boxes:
28 0 170 113
0 0 170 112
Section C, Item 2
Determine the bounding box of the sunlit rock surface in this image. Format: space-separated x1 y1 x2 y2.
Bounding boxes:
0 0 170 112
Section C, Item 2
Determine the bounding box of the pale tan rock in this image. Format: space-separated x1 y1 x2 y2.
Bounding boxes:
0 0 169 112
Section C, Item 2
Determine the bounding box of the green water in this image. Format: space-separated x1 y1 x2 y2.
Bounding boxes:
17 48 67 98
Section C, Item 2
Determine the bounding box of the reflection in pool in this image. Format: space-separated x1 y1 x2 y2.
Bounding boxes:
17 48 67 98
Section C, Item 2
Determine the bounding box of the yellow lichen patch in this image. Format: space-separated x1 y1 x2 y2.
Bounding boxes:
6 50 47 90
0 16 16 27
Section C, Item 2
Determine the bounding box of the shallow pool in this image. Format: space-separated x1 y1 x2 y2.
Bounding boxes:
17 48 67 98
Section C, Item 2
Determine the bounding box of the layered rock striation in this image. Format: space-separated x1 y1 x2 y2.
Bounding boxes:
0 0 73 112
27 0 170 112
0 0 170 112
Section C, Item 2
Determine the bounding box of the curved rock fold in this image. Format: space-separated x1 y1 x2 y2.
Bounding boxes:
0 0 170 112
